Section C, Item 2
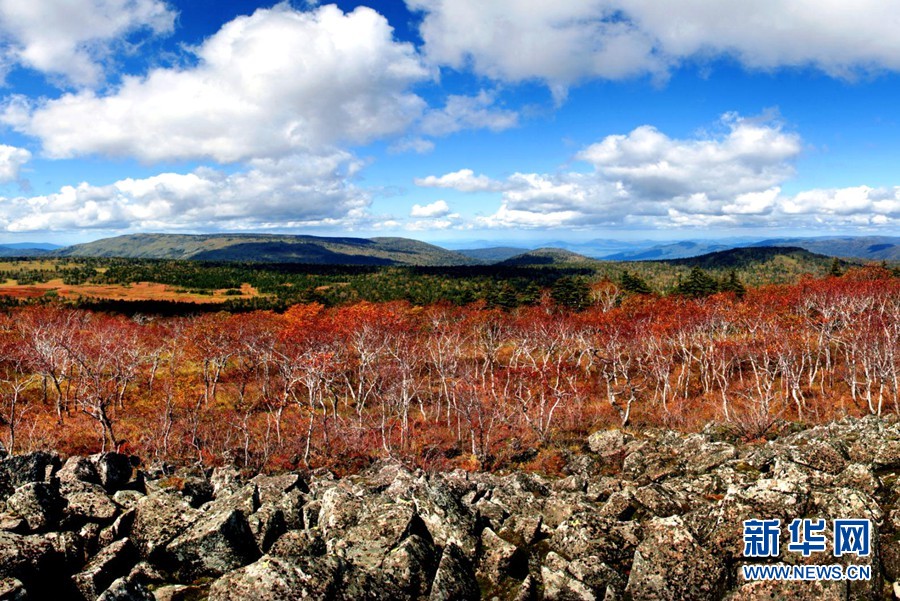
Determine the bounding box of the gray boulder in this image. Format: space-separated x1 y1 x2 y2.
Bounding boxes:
72 538 139 600
165 508 260 581
130 492 200 559
625 515 725 601
60 479 119 527
6 482 65 532
90 454 136 493
0 578 26 601
207 555 342 601
428 543 479 601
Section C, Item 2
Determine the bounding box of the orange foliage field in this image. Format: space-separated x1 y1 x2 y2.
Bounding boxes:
0 268 897 475
0 279 260 304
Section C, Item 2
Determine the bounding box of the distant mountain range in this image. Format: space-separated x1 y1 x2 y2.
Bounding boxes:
659 246 838 269
56 234 609 267
0 242 61 257
0 232 886 267
54 233 477 266
602 240 732 261
455 246 528 262
603 236 900 262
747 236 900 261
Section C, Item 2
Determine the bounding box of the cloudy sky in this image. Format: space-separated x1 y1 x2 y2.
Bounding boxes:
0 0 899 245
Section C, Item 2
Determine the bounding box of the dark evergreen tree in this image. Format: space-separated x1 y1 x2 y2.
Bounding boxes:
551 276 591 311
620 270 652 294
720 270 746 298
828 258 843 277
674 267 720 298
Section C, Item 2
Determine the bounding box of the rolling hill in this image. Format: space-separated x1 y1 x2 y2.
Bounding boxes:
748 236 900 261
54 233 477 266
455 246 529 262
602 240 732 261
498 247 599 266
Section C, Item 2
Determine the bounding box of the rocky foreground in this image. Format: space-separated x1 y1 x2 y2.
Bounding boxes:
2 418 900 600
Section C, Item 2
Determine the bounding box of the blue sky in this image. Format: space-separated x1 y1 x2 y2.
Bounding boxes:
0 1 900 246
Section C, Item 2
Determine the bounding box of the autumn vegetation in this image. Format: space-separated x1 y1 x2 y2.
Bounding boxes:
0 265 897 476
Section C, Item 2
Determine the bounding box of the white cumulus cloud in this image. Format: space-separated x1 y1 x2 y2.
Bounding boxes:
407 0 900 96
575 112 801 201
419 91 519 137
477 113 810 229
410 199 450 218
0 0 175 87
2 4 431 163
0 144 31 182
0 151 371 232
414 168 503 192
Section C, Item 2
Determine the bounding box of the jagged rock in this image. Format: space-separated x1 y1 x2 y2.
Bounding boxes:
406 475 479 556
567 555 625 599
552 474 587 493
0 578 26 601
98 508 136 549
269 529 326 559
0 515 25 533
625 515 725 601
598 488 641 520
428 543 479 601
302 499 320 530
621 441 681 484
165 508 260 581
90 454 136 493
317 482 443 600
152 584 202 601
836 463 879 495
276 488 305 530
251 472 307 505
1 452 59 492
210 467 242 498
684 441 738 475
478 527 528 583
708 477 810 558
6 482 65 532
43 530 87 573
550 513 642 573
587 429 629 460
586 476 624 502
856 438 900 469
473 496 508 530
80 522 103 556
73 538 139 600
513 574 539 601
6 418 900 600
178 477 214 508
112 490 145 510
0 532 66 596
379 533 438 599
96 576 154 601
542 564 597 600
498 513 543 547
207 555 342 601
60 479 120 526
130 492 200 559
204 483 258 516
58 456 101 485
248 503 286 553
633 483 688 517
124 562 166 588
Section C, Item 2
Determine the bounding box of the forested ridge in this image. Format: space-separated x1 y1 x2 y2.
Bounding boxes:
0 266 898 475
0 245 864 313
